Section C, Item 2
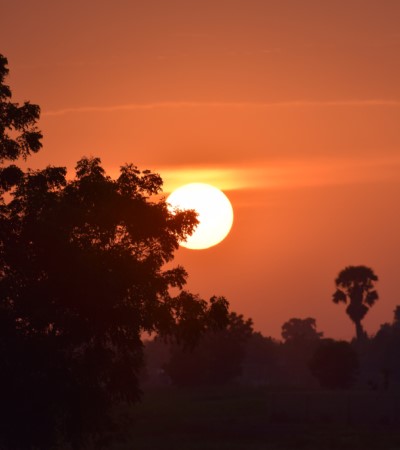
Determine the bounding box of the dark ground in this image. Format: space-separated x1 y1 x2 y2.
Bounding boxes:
111 386 400 450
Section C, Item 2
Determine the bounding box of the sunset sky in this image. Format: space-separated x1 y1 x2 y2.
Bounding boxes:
2 0 400 339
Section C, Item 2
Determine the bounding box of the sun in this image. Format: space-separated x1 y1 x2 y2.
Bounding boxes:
167 183 234 250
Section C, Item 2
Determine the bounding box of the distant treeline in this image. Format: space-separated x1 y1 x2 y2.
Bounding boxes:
143 309 400 391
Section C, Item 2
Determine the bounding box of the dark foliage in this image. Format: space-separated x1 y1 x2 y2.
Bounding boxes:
241 332 279 385
309 339 359 389
279 317 323 387
0 157 229 449
165 312 253 386
0 54 42 163
367 306 400 390
0 53 229 450
281 317 323 343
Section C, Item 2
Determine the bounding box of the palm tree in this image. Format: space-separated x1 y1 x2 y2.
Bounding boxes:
332 266 379 341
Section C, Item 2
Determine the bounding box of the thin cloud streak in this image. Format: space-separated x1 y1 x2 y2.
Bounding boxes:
43 100 400 117
142 156 400 195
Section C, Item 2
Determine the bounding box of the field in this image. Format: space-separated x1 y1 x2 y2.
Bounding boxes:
113 386 400 450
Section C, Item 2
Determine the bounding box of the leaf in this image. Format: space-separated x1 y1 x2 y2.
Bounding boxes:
332 289 347 304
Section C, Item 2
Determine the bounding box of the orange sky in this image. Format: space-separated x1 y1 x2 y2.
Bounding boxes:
2 0 400 340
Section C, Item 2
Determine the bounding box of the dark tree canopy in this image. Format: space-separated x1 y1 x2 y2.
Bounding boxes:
0 55 228 449
0 54 230 448
279 318 323 387
165 312 253 386
241 332 279 386
0 54 42 162
281 317 323 343
309 339 359 389
333 265 379 340
371 306 400 389
0 156 229 448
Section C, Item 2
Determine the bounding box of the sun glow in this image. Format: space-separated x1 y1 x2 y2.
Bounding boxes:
167 183 234 250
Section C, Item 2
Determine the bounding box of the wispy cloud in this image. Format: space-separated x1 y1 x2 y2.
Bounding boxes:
43 99 400 117
124 155 400 195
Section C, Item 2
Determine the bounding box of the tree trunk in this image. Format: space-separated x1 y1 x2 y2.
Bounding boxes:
355 320 365 341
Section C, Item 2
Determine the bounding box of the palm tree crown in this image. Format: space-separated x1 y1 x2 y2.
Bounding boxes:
333 265 379 340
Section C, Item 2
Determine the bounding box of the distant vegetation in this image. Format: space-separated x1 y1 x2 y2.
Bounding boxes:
143 306 400 393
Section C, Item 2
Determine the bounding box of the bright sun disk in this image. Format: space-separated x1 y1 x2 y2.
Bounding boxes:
167 183 234 250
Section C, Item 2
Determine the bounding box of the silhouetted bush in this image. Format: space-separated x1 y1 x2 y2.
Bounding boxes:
241 332 280 386
279 317 323 387
165 312 253 386
309 339 359 389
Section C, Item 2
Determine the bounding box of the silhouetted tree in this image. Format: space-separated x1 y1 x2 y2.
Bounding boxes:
0 157 229 449
370 306 400 389
281 317 323 343
0 55 229 449
241 332 279 386
0 54 42 162
309 339 359 389
332 266 379 340
393 305 400 324
165 312 253 386
279 318 323 387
